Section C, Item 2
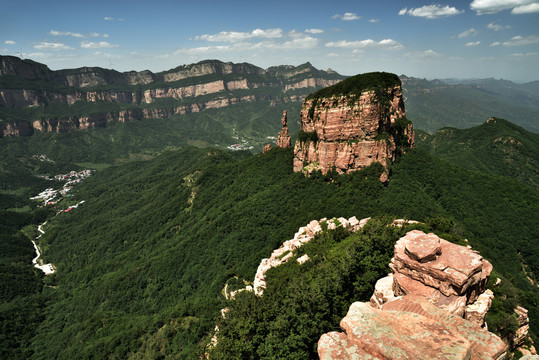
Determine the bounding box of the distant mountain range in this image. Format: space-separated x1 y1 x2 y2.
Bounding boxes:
402 76 539 134
1 56 537 147
0 56 343 145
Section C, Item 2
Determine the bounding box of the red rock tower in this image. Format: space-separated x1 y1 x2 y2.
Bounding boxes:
276 110 291 148
293 72 414 180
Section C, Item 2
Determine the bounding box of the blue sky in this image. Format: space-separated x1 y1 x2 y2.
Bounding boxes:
1 0 538 81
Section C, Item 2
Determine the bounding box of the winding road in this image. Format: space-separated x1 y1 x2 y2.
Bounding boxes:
32 221 55 275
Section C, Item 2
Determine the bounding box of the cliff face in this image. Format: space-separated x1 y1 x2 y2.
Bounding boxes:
293 72 414 179
0 56 344 137
0 121 34 137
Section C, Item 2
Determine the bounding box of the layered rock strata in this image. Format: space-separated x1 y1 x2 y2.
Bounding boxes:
0 56 344 138
319 296 507 360
320 230 509 359
293 72 414 177
371 230 493 325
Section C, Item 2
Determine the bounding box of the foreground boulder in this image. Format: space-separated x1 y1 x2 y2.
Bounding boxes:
373 230 494 325
319 296 506 360
320 230 508 359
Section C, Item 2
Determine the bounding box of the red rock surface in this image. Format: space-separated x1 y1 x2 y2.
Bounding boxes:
262 144 272 154
323 229 507 359
319 296 506 360
276 110 291 148
390 230 491 302
293 82 414 175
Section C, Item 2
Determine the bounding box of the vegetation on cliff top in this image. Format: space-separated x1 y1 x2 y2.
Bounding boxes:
306 71 401 100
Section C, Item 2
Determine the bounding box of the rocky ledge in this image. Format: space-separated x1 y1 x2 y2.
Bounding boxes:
319 295 506 360
319 230 511 360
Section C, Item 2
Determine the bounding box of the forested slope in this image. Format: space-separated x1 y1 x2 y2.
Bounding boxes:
12 146 535 359
416 117 539 187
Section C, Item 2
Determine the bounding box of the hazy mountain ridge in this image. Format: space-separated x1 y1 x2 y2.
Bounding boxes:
416 117 539 187
402 76 539 134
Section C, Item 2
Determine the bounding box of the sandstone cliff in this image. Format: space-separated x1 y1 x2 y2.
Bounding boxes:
293 72 414 179
0 56 344 138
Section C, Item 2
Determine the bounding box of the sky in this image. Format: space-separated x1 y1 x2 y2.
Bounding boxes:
1 0 538 82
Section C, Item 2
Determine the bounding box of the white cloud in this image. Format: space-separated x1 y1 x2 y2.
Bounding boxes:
81 41 119 49
490 41 502 46
458 28 478 38
502 34 539 46
288 30 308 39
510 51 539 56
423 49 441 57
169 45 232 57
93 51 121 58
33 41 74 50
90 32 109 38
470 0 538 14
195 28 283 42
487 23 511 31
326 38 403 50
104 17 124 21
332 12 361 21
4 40 16 45
270 36 319 49
369 19 379 23
305 28 324 34
465 41 481 46
50 30 84 38
50 30 109 38
399 5 464 19
512 2 539 13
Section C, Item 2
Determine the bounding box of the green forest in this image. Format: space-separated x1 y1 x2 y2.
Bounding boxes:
1 142 537 359
415 117 539 187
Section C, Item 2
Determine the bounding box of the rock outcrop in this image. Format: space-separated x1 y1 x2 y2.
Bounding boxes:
253 216 368 295
514 306 531 348
319 296 507 360
293 72 414 178
262 144 272 154
276 110 291 148
370 230 494 326
0 121 34 137
320 230 509 359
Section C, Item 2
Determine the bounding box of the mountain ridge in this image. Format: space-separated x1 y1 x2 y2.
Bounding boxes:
402 76 539 134
416 117 539 187
0 56 344 140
